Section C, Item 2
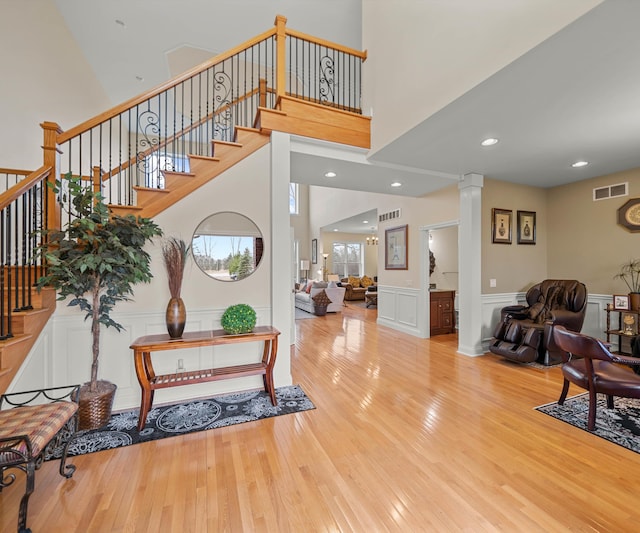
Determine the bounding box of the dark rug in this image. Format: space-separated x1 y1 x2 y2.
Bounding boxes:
46 385 314 459
536 393 640 454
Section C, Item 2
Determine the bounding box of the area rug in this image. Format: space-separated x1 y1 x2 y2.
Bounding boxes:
535 393 640 454
46 385 314 460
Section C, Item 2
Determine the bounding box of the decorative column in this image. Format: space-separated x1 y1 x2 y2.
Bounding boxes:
458 173 485 356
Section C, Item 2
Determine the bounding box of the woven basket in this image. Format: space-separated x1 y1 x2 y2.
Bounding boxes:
77 380 117 430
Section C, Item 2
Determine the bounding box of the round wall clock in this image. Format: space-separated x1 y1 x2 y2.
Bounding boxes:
617 198 640 232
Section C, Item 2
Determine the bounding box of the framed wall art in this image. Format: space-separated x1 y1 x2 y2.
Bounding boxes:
517 210 536 245
614 294 630 311
385 224 408 270
311 239 317 264
491 208 512 244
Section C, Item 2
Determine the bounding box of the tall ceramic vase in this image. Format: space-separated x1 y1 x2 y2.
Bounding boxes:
166 297 186 338
630 292 640 312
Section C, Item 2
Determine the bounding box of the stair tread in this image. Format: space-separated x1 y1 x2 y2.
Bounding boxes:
0 333 33 347
188 154 221 163
133 186 171 193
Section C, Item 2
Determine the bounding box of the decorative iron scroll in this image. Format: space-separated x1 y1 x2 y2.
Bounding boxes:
319 55 335 103
213 71 232 141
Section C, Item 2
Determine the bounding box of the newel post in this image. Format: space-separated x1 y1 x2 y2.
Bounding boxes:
274 15 287 102
41 121 62 231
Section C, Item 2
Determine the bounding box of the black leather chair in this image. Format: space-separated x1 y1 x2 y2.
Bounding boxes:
489 279 587 365
552 325 640 430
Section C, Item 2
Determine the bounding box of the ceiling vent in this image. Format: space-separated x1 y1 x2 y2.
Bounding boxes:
593 182 628 201
379 209 401 222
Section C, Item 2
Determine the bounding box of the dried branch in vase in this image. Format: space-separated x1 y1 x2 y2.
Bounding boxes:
162 237 190 299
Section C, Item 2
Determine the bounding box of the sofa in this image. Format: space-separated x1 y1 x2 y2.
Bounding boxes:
340 275 376 301
295 281 345 314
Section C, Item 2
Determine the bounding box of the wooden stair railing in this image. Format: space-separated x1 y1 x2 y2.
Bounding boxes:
42 15 369 226
0 166 55 394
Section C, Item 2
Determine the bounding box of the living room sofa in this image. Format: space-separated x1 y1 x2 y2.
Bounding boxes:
340 276 376 301
295 281 345 314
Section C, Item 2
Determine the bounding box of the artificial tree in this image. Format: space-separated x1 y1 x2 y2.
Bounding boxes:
37 173 162 427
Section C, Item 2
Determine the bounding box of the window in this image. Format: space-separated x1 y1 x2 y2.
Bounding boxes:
332 242 362 277
144 153 190 189
289 182 299 214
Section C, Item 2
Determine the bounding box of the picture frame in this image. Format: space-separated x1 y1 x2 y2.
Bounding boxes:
491 208 512 244
385 224 408 270
614 294 630 311
517 210 536 245
311 239 317 264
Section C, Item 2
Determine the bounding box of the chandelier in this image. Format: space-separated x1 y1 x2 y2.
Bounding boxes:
366 233 378 246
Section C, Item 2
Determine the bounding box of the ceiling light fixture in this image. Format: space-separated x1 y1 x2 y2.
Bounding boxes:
571 161 589 168
481 138 499 147
324 171 336 178
391 182 402 187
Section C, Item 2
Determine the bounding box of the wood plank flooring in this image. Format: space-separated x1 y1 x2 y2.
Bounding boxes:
2 304 640 532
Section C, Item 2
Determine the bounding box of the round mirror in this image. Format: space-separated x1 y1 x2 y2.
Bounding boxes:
192 212 264 281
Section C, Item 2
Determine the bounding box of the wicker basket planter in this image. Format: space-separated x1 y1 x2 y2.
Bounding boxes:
77 380 117 430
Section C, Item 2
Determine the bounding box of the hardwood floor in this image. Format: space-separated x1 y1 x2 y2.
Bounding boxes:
2 304 640 532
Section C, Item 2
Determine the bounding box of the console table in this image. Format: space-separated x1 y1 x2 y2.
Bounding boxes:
130 326 280 430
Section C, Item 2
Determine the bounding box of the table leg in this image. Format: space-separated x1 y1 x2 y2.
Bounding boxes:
134 349 154 431
265 337 278 406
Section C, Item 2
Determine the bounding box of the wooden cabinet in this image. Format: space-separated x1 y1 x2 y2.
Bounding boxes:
430 290 455 336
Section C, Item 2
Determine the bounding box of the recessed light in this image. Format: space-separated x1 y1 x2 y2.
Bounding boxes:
333 228 339 232
481 138 499 147
571 161 589 168
391 182 402 187
324 171 336 178
363 220 368 224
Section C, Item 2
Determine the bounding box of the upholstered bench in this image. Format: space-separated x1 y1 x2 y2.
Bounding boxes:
0 385 79 533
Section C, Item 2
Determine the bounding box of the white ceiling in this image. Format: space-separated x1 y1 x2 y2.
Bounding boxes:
52 0 640 233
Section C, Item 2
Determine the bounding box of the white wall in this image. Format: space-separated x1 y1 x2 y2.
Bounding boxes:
361 0 602 154
0 0 110 169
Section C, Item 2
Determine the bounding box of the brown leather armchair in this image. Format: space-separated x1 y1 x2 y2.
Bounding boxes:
552 325 640 430
489 279 588 365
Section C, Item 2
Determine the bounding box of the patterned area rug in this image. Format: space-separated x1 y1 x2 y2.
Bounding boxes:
46 385 314 459
536 394 640 454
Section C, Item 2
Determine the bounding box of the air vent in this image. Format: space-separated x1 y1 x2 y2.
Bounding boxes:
593 182 628 201
379 209 401 222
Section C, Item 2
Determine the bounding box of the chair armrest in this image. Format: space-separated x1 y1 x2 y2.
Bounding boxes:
502 305 528 320
611 354 640 365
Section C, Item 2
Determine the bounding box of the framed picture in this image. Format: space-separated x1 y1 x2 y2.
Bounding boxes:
491 208 512 244
311 239 317 264
517 210 536 245
385 224 408 270
614 294 630 310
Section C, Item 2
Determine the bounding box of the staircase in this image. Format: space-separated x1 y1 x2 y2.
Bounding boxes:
0 275 56 392
0 15 370 394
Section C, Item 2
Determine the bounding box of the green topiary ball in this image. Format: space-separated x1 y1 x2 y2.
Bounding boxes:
221 304 257 334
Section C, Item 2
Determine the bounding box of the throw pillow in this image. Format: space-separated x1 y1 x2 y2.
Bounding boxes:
348 276 360 288
360 275 373 288
305 280 314 294
311 289 332 307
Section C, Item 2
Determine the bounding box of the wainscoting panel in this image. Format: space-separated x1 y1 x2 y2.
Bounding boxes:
12 305 275 412
377 286 422 337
